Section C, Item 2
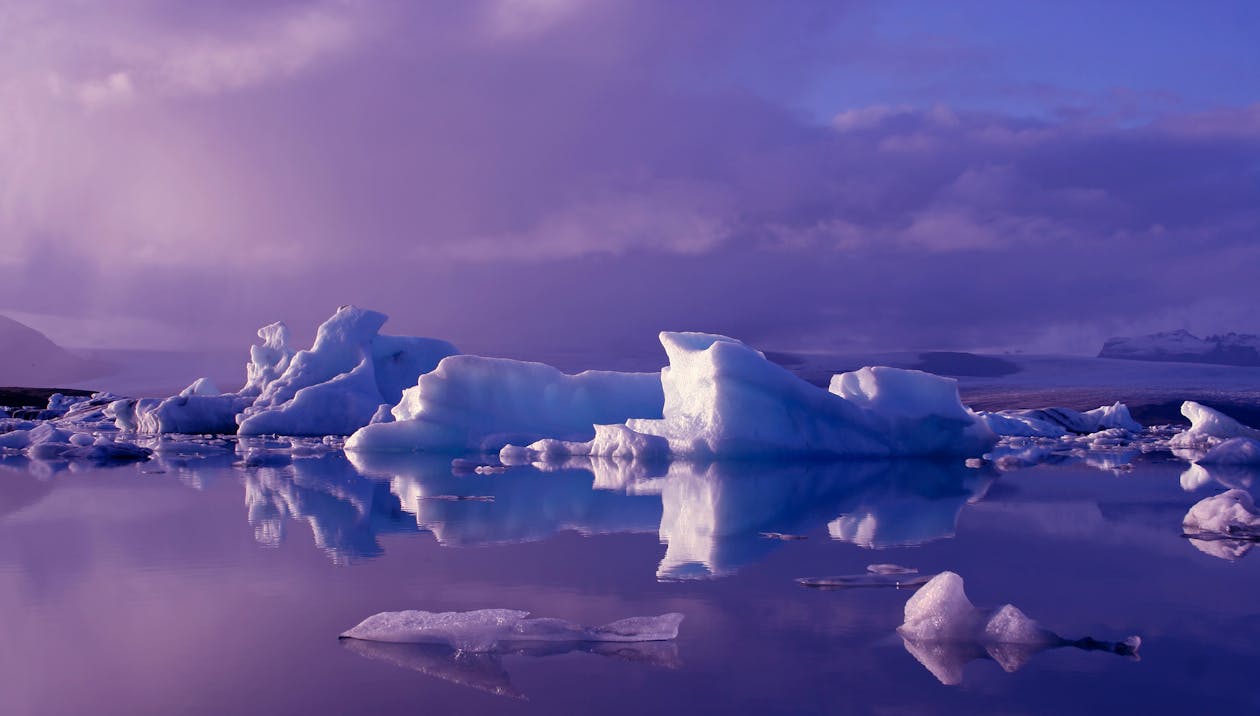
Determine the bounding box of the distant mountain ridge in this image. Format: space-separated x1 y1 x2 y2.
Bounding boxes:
1099 329 1260 367
0 314 103 387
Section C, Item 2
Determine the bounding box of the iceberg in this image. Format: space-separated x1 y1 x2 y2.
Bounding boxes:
977 402 1141 438
110 394 251 435
112 306 459 437
238 306 459 436
520 332 996 460
1169 401 1260 451
898 572 1139 685
339 609 683 652
345 356 663 454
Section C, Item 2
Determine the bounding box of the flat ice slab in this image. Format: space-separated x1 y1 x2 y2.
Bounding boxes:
340 609 684 652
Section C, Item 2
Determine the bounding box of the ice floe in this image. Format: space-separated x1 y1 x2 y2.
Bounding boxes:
340 609 683 651
898 572 1139 685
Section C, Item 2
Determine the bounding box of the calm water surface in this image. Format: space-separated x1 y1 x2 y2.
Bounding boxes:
1 450 1257 714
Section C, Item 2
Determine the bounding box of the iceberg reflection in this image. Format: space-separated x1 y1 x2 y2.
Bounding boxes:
348 453 663 547
655 460 992 579
157 448 996 573
242 452 418 563
341 637 680 700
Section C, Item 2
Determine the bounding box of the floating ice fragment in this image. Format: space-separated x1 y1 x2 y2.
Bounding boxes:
759 532 807 541
340 609 684 652
897 572 1139 685
1170 401 1260 451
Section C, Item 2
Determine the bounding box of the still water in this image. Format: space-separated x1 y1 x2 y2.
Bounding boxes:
0 450 1256 714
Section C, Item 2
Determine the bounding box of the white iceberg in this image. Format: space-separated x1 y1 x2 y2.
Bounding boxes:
528 332 996 460
345 356 663 454
112 306 458 437
1169 401 1260 451
339 609 683 652
898 572 1139 685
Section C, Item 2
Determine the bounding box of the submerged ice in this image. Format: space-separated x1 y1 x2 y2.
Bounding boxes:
340 609 684 652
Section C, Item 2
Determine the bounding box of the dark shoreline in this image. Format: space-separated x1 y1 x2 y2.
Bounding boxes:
0 386 95 408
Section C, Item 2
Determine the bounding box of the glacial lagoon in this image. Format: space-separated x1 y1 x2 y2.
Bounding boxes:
1 448 1256 715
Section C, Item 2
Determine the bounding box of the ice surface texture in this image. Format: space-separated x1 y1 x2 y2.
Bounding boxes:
345 356 663 454
0 418 150 463
1170 401 1260 451
112 306 458 437
499 332 996 460
340 609 684 652
977 402 1141 438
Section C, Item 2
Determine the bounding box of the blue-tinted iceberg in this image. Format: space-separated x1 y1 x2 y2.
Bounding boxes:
508 332 996 460
345 356 663 454
113 306 458 437
978 402 1141 438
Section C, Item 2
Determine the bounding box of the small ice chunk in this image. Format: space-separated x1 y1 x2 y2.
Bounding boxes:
898 572 1138 685
69 433 95 447
759 532 807 541
179 377 220 397
347 357 663 454
339 609 684 652
898 572 984 642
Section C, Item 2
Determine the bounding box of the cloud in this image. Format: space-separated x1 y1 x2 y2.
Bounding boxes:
0 1 1257 356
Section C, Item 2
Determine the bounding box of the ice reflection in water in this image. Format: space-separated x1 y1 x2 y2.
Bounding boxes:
348 453 996 579
341 637 681 700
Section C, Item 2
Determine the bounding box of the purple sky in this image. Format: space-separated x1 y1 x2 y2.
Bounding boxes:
2 0 1258 357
